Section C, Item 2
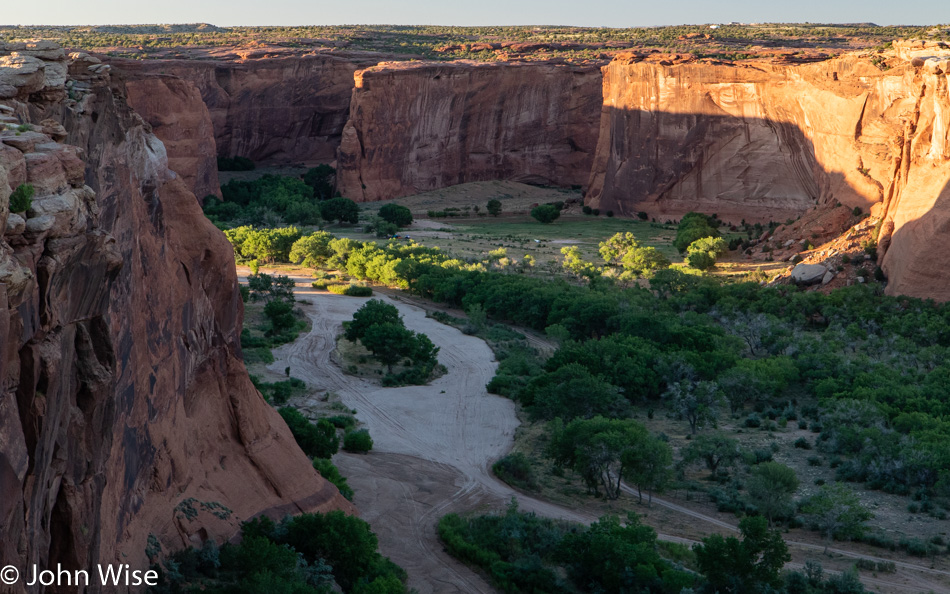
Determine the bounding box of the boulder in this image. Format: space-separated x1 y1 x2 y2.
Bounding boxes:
791 263 828 285
822 270 835 285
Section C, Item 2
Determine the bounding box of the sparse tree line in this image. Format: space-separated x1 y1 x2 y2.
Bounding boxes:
439 500 870 594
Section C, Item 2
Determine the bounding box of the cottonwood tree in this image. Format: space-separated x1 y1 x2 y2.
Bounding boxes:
802 483 873 551
679 432 742 478
623 437 673 505
694 516 790 593
663 379 722 434
547 417 668 500
747 462 799 525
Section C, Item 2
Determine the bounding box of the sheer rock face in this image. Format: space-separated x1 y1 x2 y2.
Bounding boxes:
586 48 950 301
336 60 604 202
585 55 901 223
113 54 367 166
1 46 352 592
125 74 222 199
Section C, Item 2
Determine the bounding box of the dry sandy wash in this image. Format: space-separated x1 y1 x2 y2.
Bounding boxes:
252 277 950 594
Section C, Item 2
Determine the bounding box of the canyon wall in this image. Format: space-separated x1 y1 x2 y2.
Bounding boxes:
586 48 950 300
125 73 221 199
585 55 902 223
1 44 351 593
336 60 604 201
113 53 370 166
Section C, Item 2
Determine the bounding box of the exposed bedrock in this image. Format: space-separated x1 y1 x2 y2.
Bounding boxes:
1 44 352 593
336 60 604 201
113 53 370 166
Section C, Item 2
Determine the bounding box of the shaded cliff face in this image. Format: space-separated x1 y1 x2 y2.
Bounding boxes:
336 60 603 202
125 73 221 200
586 55 903 223
1 45 351 591
587 48 950 300
878 47 950 300
114 54 367 165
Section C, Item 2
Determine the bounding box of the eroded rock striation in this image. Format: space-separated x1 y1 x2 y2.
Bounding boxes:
336 60 603 201
1 44 351 592
585 46 950 301
125 71 222 199
113 52 370 166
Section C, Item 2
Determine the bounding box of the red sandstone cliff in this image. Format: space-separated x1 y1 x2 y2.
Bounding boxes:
1 43 352 593
113 53 370 166
336 60 604 201
585 46 950 300
125 72 221 200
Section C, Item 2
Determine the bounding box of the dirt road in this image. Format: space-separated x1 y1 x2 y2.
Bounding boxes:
252 272 948 593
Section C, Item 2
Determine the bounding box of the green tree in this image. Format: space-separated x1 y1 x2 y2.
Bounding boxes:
802 483 873 549
522 363 629 420
530 204 560 224
623 435 673 505
687 236 728 270
663 379 722 434
694 516 790 593
289 231 334 268
343 429 374 453
303 164 335 199
264 299 296 334
560 246 600 278
674 212 720 253
378 204 413 227
679 432 742 478
747 462 799 525
486 199 502 216
556 514 692 593
345 299 402 342
547 416 665 500
9 183 34 213
320 196 360 224
598 232 640 264
620 246 670 277
361 322 416 372
278 408 339 459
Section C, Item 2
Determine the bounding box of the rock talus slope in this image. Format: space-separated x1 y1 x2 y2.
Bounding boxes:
1 44 352 593
336 60 604 201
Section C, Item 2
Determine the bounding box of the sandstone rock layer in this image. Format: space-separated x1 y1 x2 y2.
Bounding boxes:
336 60 604 201
1 45 352 593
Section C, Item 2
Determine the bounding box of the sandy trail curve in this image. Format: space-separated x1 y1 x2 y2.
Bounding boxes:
250 272 948 594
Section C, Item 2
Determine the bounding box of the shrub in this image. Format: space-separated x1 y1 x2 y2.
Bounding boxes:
9 183 34 213
530 204 560 224
343 428 374 453
492 452 538 490
313 457 354 500
606 210 615 217
278 407 339 459
793 437 812 450
582 205 593 215
486 199 502 216
637 211 648 220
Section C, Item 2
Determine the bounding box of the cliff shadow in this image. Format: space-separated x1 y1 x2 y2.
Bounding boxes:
587 105 885 226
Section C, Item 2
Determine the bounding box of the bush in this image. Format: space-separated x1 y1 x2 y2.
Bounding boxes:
278 407 339 459
793 437 812 450
530 204 560 224
9 183 34 213
582 205 593 215
637 211 648 220
378 204 413 227
486 199 502 216
344 428 374 453
492 452 538 490
328 283 373 296
313 457 354 500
